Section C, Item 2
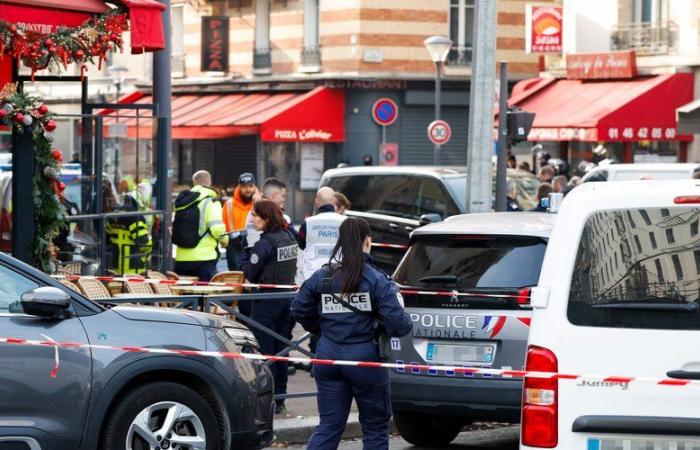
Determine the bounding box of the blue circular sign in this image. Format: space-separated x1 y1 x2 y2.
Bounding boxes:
372 98 399 127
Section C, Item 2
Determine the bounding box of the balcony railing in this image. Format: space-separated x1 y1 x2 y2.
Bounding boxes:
253 48 271 73
447 45 472 67
299 46 321 73
611 21 677 56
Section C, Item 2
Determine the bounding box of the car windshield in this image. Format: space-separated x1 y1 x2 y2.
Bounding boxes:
394 235 547 290
444 177 466 211
445 173 541 211
568 207 700 330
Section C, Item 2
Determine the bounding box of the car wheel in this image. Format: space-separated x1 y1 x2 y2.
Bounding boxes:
393 411 463 447
102 381 221 450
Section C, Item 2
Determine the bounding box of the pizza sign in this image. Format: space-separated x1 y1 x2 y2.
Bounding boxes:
526 5 563 53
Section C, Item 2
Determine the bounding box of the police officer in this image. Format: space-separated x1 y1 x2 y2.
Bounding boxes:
105 192 151 275
298 187 346 282
291 217 412 450
506 178 521 212
232 199 299 415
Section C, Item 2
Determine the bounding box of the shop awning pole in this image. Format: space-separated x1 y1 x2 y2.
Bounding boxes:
153 0 172 271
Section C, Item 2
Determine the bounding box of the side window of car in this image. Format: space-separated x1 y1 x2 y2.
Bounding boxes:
417 178 458 217
367 176 418 219
326 176 371 212
0 264 39 315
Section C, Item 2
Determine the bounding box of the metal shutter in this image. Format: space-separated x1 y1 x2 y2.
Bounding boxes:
399 106 469 166
213 136 257 187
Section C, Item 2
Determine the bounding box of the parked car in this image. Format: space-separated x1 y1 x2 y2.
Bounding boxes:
320 166 540 272
0 252 274 450
521 180 700 449
582 162 700 183
389 212 555 447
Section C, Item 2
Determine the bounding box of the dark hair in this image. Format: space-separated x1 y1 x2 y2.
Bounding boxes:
536 182 553 200
253 199 286 233
334 192 351 210
329 217 372 295
263 177 287 191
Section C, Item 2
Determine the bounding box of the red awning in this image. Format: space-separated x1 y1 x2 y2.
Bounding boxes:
509 73 694 142
0 0 165 53
103 87 346 142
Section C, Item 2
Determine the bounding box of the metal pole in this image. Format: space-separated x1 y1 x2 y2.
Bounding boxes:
465 0 497 213
434 61 441 165
495 61 508 212
154 0 173 271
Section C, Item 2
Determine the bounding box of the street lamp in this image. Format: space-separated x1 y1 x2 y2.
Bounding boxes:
107 64 129 107
107 64 128 188
424 35 453 166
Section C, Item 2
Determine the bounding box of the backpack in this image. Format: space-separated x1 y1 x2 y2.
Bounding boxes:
172 190 212 248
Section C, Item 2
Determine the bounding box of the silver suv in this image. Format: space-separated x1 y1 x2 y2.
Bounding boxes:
0 253 273 450
389 212 554 447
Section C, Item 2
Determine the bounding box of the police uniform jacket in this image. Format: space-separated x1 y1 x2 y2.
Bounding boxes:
237 227 299 285
291 256 413 344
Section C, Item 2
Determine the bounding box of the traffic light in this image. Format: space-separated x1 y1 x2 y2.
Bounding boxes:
506 107 536 144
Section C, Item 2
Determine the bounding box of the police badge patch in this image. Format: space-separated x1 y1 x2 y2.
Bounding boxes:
250 253 259 264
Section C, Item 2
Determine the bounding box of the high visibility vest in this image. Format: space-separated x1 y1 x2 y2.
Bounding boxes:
106 217 151 275
300 212 346 281
175 185 226 262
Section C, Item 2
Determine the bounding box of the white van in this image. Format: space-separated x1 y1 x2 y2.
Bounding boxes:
521 180 700 449
582 163 700 182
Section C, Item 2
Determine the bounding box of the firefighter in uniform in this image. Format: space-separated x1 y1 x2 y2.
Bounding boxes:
298 186 346 282
291 217 412 450
106 193 151 275
232 199 299 415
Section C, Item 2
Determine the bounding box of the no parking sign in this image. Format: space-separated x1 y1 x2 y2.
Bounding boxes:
372 98 399 127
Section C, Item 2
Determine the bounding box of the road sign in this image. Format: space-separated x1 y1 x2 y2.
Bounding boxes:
372 98 399 127
427 120 452 145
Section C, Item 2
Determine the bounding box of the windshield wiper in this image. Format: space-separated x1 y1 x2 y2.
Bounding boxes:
419 275 459 284
592 302 699 312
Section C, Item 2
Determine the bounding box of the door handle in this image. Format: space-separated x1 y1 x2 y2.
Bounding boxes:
404 226 415 232
666 370 700 380
388 223 399 229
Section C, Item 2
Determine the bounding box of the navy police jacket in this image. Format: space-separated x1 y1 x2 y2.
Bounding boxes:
291 256 412 344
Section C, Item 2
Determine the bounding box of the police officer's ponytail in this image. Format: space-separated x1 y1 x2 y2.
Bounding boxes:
328 217 371 295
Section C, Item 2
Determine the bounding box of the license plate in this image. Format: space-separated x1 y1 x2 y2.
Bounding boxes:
425 342 495 365
588 437 700 450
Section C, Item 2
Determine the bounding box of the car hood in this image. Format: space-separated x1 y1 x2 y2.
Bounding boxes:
112 305 247 330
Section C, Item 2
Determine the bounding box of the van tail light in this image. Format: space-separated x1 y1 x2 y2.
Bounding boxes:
674 196 700 204
517 288 532 305
521 345 558 448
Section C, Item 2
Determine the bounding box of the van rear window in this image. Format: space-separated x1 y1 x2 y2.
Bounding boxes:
568 207 700 330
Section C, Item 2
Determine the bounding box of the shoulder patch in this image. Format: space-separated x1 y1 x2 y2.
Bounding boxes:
250 253 259 264
396 292 405 307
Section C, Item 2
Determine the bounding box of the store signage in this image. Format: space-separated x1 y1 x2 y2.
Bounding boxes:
273 129 334 141
372 98 399 127
427 120 452 145
566 51 637 80
526 5 563 53
528 126 681 142
201 16 229 72
107 123 128 139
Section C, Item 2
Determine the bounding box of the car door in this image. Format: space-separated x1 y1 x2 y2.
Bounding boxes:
0 263 91 449
415 176 460 220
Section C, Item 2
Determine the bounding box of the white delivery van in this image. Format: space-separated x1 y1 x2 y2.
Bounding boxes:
521 180 700 449
582 163 700 182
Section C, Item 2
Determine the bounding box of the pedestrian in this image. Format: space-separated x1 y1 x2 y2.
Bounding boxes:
333 192 351 215
529 183 553 212
362 154 373 166
537 165 556 183
173 170 228 281
291 217 412 450
552 175 568 193
246 177 295 247
106 192 151 275
518 161 531 172
222 173 258 271
231 199 299 416
507 154 517 169
506 178 521 212
298 187 347 282
568 176 582 187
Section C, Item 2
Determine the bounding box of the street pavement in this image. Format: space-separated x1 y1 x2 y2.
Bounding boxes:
273 425 520 449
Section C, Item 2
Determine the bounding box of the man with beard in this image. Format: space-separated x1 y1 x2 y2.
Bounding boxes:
223 173 259 271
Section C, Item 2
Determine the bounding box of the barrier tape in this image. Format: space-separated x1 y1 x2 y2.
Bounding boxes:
53 275 530 301
371 243 409 250
0 335 696 387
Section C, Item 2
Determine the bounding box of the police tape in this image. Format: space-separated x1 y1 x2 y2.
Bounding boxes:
370 243 409 249
0 335 696 387
53 275 531 301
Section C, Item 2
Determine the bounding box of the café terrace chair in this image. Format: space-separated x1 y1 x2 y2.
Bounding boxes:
76 278 112 300
209 271 244 317
59 279 82 294
146 270 175 297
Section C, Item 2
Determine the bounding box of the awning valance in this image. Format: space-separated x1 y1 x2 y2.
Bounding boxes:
0 0 165 53
509 73 694 142
104 87 346 142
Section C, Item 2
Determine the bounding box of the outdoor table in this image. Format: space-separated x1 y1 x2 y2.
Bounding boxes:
171 285 237 295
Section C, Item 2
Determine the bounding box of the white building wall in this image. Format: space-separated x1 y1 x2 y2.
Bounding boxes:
562 0 617 54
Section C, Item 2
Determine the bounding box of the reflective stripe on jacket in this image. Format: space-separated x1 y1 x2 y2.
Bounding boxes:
175 185 228 262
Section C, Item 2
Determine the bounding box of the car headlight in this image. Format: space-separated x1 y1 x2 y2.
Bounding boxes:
224 327 259 351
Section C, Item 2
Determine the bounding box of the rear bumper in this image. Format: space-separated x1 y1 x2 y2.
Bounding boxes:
390 372 523 423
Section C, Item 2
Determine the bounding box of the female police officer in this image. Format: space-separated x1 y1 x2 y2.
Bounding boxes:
291 217 412 450
233 199 299 415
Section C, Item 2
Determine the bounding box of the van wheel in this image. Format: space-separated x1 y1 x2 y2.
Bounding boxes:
393 411 463 447
102 381 221 450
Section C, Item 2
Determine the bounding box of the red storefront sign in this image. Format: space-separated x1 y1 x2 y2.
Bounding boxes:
201 16 229 72
526 5 563 53
566 50 637 80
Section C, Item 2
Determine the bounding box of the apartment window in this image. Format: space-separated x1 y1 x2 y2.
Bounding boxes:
666 228 675 244
654 258 664 284
300 0 321 71
691 219 698 236
253 0 271 73
448 0 474 66
661 208 670 217
634 235 642 253
629 0 667 24
627 211 636 228
639 210 652 225
672 254 684 280
649 232 657 249
695 250 700 274
171 4 185 77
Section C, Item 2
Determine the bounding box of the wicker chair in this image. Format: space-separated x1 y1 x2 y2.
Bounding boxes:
76 278 111 300
55 268 73 277
59 280 82 294
146 270 174 297
210 271 244 316
165 271 180 280
58 261 82 275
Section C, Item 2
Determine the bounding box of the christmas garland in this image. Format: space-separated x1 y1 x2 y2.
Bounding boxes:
0 9 129 78
0 85 67 273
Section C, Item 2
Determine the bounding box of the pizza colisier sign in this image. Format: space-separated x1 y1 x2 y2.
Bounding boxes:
526 5 563 53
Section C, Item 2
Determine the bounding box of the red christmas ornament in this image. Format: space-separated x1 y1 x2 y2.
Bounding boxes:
110 33 118 41
13 113 24 123
0 110 6 120
52 150 63 161
57 181 66 191
45 119 57 131
38 104 49 115
9 25 17 33
74 49 84 59
44 38 54 47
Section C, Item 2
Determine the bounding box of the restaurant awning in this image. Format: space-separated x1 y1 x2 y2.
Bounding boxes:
509 73 694 142
104 87 346 142
0 0 165 53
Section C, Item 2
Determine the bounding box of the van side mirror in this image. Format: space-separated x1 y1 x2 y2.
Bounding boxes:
21 287 71 319
419 213 442 226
